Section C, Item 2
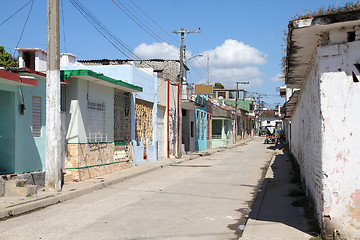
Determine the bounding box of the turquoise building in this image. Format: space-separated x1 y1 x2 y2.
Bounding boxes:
194 95 208 152
0 69 45 175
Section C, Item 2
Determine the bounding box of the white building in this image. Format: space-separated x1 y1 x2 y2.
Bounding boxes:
284 8 360 239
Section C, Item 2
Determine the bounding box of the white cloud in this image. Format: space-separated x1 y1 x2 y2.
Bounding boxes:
210 66 263 88
133 39 268 89
270 73 284 82
133 42 179 60
200 39 267 69
193 39 267 88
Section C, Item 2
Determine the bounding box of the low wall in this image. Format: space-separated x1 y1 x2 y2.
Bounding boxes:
65 143 132 182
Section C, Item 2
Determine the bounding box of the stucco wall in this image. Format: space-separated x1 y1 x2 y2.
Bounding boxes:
290 56 323 225
65 77 114 143
317 41 360 239
290 40 360 239
0 75 46 174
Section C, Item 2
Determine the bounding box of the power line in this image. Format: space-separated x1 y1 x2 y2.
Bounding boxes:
111 0 179 57
127 0 180 44
0 0 33 27
69 0 140 59
14 0 35 56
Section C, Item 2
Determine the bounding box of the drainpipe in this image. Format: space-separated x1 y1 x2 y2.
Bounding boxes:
177 83 180 158
166 79 170 158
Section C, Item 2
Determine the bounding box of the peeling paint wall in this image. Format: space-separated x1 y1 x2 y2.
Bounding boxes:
291 37 360 238
319 40 360 239
290 55 323 226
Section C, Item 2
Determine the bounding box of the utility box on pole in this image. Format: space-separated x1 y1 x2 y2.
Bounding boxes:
46 0 62 191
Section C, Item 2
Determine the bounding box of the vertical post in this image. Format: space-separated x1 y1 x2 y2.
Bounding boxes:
46 0 61 191
172 28 201 158
235 82 238 143
166 79 170 158
207 57 210 84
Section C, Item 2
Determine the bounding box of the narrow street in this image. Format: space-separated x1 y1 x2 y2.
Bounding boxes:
0 138 273 240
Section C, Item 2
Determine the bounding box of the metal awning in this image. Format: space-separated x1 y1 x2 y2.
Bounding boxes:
61 69 143 93
0 69 37 86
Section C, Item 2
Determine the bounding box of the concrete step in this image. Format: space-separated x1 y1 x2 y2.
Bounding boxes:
4 180 38 197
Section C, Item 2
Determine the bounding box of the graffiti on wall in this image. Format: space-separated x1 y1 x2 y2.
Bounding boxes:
168 109 177 155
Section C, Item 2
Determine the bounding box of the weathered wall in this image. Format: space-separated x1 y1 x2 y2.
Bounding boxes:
317 40 360 239
291 39 360 239
290 55 323 226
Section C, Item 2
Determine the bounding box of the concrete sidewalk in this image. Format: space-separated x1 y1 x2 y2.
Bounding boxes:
241 147 315 240
0 139 251 220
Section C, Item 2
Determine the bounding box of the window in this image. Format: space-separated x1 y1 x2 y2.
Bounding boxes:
201 112 205 138
267 120 271 124
197 111 200 137
32 96 41 137
191 121 194 138
87 101 106 142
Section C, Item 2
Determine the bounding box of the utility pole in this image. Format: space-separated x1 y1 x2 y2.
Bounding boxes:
234 81 249 143
46 0 62 191
257 94 263 135
207 57 210 84
173 28 201 158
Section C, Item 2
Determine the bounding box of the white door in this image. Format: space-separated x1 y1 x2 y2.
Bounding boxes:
157 106 165 159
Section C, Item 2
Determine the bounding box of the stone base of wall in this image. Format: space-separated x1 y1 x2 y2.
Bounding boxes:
65 143 133 182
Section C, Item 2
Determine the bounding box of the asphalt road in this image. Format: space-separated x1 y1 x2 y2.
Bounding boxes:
0 137 273 240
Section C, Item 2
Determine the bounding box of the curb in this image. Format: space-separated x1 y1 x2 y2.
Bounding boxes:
0 137 255 220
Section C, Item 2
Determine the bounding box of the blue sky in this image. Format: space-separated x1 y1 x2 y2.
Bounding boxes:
0 0 355 108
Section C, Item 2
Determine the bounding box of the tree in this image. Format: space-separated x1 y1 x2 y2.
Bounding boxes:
214 82 224 89
214 82 234 99
0 46 18 68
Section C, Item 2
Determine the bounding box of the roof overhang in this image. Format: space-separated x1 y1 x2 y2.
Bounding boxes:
283 90 300 119
182 99 205 110
0 69 37 86
285 10 360 88
61 69 142 92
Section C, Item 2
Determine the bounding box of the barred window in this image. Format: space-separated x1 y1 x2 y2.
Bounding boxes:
87 101 106 142
32 96 41 137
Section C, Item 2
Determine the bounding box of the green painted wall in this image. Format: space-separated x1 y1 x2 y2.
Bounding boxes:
15 78 46 173
0 90 15 174
0 75 46 174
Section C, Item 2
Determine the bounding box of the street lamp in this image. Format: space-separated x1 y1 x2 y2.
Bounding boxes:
184 54 204 63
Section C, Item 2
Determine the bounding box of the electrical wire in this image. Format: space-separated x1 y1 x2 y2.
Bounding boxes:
111 0 180 57
14 0 35 56
69 0 141 59
127 0 179 44
0 0 33 27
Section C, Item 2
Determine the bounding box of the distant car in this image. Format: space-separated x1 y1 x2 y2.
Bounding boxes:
259 126 267 136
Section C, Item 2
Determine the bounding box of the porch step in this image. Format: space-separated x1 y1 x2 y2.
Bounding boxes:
4 179 38 197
